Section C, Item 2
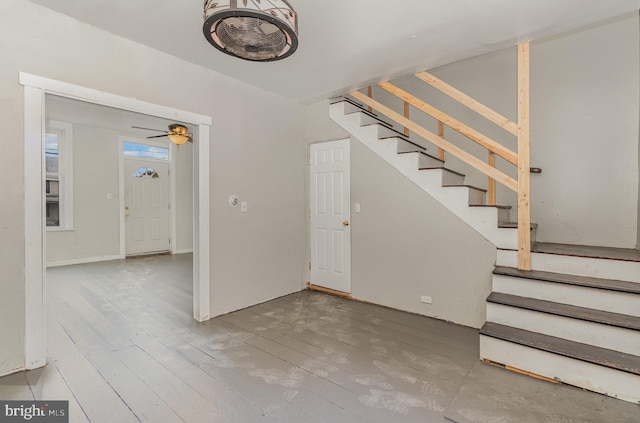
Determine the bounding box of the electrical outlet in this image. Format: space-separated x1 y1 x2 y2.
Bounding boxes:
420 295 432 304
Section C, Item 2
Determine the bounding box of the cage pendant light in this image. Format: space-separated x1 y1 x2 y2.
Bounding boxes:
203 0 298 62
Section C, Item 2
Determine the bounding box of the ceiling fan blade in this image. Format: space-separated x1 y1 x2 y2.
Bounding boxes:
132 126 166 133
146 134 168 139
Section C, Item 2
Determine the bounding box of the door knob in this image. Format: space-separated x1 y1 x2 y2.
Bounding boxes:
125 206 129 210
343 221 350 226
125 213 129 217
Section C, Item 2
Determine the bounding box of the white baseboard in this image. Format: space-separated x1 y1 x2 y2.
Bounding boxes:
172 249 193 255
0 366 26 378
46 254 124 268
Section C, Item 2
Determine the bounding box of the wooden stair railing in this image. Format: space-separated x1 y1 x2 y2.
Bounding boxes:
354 42 531 270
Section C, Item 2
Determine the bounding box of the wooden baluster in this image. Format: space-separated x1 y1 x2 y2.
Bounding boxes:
437 121 445 161
488 152 496 206
517 42 531 271
404 101 410 137
367 86 373 113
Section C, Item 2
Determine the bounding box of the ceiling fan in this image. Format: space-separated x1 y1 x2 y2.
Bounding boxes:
132 124 193 145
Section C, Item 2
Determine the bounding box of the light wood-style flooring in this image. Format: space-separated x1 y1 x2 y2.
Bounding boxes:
1 254 637 422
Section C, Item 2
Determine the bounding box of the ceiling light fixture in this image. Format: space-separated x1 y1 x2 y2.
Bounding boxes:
166 124 191 145
133 124 193 145
203 0 299 62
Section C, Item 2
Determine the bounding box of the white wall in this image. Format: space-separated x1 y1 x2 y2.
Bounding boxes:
306 101 496 328
45 96 194 265
0 0 306 376
46 123 120 264
351 141 496 328
175 142 193 253
372 14 640 248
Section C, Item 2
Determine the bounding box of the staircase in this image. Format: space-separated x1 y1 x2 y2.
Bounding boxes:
330 97 529 251
330 96 640 404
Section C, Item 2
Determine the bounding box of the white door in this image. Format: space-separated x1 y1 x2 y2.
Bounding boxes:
310 138 351 293
124 159 170 256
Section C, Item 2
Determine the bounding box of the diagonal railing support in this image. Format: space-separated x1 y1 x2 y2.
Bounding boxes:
350 90 518 192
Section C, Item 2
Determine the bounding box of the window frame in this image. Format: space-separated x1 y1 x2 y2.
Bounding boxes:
45 120 74 231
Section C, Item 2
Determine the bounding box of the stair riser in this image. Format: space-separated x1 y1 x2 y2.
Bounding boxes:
357 112 388 127
377 125 409 141
444 186 486 206
417 153 444 169
479 336 640 404
493 274 640 317
487 303 640 355
497 250 640 283
396 139 422 154
440 171 466 186
342 102 367 115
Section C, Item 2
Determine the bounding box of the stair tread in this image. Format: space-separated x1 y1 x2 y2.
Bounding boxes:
418 166 466 177
330 96 372 113
442 184 487 193
494 266 640 295
360 116 395 127
532 242 640 263
469 204 512 209
497 222 538 229
481 322 640 375
378 134 426 150
375 123 415 139
397 150 444 163
487 292 640 330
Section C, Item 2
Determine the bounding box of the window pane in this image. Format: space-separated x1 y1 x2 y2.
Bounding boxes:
133 167 159 178
123 142 169 160
45 133 58 174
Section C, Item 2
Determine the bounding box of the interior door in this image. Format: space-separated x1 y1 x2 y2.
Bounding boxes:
310 138 351 293
124 159 170 256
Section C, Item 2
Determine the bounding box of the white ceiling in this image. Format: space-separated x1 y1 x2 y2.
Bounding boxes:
31 0 639 104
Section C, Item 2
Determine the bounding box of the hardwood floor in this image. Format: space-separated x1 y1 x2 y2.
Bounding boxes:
1 254 638 422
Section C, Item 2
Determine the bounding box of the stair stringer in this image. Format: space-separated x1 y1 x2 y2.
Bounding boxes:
330 100 518 250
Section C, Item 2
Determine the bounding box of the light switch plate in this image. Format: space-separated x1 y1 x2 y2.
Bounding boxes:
241 202 247 212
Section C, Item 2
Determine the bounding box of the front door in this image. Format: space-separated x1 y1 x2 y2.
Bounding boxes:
124 159 170 256
310 138 351 293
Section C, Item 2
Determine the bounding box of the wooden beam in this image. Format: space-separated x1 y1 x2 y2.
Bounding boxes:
403 101 410 136
488 152 496 206
415 71 518 136
517 42 532 271
379 82 518 166
307 283 352 299
367 86 373 112
437 121 445 161
350 90 518 192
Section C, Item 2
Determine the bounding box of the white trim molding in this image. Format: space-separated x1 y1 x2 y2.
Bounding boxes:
21 73 213 370
172 249 194 255
23 85 47 370
47 255 124 268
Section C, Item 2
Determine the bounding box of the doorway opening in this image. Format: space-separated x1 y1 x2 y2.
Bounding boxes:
22 73 211 370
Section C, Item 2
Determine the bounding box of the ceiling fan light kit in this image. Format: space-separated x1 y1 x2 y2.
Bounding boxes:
132 124 193 145
167 124 191 145
203 0 298 62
